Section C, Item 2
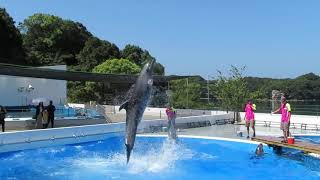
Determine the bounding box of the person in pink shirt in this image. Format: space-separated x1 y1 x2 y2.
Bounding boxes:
166 105 177 139
244 100 256 138
272 97 291 143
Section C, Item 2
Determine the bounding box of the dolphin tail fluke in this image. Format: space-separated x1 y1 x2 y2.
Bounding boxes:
125 143 132 163
119 101 129 111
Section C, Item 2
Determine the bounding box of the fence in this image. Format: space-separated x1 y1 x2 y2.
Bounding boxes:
252 100 320 116
209 100 320 116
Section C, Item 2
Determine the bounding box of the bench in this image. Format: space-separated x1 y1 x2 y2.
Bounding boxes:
299 123 319 130
187 121 211 128
288 121 320 130
290 122 305 129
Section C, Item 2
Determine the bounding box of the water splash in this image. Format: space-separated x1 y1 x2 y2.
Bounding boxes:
71 138 194 175
127 139 193 174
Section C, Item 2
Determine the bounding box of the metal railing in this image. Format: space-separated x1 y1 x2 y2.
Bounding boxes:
253 103 320 116
95 104 113 123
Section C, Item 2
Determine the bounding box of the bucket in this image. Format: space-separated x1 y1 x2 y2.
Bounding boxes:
287 137 295 144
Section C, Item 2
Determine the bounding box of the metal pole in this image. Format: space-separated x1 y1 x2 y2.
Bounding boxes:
207 75 210 104
168 81 170 105
186 78 189 109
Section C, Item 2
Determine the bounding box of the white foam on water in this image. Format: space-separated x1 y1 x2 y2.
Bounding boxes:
48 171 67 177
199 152 217 160
309 153 320 159
127 139 191 174
71 139 195 175
3 151 26 161
48 147 66 154
12 152 25 158
74 145 83 150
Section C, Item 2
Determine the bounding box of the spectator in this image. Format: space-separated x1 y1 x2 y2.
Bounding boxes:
42 109 49 128
47 101 56 128
35 102 44 129
0 106 7 132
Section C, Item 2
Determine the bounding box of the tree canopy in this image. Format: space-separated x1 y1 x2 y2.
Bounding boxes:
121 44 165 75
92 58 141 74
19 13 92 65
0 8 25 64
245 73 320 100
121 44 144 65
170 77 210 109
214 66 250 112
2 11 165 75
76 37 120 72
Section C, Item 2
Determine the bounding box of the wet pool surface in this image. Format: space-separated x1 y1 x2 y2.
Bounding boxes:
0 136 319 180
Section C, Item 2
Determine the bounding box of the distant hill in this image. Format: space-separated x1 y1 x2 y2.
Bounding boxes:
245 73 320 100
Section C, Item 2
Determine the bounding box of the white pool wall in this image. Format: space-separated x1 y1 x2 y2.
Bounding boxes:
0 114 234 153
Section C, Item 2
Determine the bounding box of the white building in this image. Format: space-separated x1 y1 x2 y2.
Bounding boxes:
0 65 67 107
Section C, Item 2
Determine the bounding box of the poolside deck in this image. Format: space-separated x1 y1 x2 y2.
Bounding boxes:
252 136 320 154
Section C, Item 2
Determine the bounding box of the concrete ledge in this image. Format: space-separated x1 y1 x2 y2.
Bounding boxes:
0 123 124 153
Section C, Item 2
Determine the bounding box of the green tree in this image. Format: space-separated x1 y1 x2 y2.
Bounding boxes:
92 58 141 74
214 66 250 121
153 62 165 76
19 13 91 65
121 44 144 65
149 86 168 107
67 82 96 103
288 73 320 100
170 78 208 109
76 37 120 72
245 73 320 100
77 59 141 104
0 8 26 64
121 44 165 75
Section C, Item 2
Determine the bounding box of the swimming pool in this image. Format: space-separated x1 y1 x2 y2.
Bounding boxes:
296 135 320 145
0 135 319 180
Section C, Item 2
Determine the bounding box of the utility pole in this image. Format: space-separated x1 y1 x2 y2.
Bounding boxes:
186 78 189 109
167 81 170 104
207 75 210 104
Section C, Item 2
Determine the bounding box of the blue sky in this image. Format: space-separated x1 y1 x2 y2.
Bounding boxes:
1 0 320 78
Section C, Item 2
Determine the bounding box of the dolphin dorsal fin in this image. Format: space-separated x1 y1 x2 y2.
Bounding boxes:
119 100 129 111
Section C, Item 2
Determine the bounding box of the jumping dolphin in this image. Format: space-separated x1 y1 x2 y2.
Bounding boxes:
119 60 155 163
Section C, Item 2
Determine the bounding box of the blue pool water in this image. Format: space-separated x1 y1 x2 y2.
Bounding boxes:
0 136 319 180
297 136 320 144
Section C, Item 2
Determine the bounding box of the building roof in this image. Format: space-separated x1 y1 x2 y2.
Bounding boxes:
0 63 203 85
